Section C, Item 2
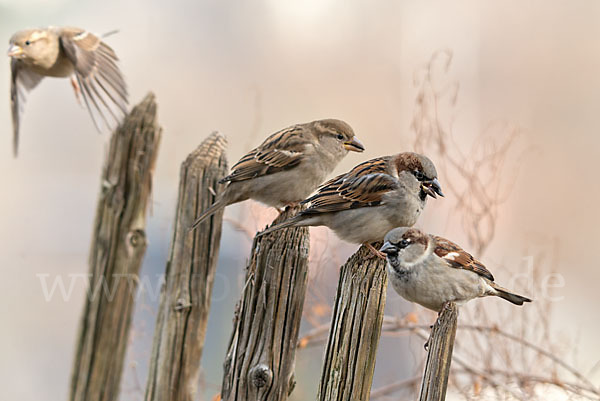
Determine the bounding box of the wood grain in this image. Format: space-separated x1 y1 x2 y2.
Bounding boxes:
69 93 161 401
317 245 387 401
144 132 228 401
221 206 310 401
418 302 458 401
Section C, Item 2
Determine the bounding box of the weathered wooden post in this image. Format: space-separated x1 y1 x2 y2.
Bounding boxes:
144 132 228 401
69 93 161 401
221 206 310 401
418 303 458 401
317 245 387 401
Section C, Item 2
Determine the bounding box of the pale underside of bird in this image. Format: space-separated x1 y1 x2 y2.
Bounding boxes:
8 26 128 156
189 119 365 230
380 227 532 312
257 152 444 256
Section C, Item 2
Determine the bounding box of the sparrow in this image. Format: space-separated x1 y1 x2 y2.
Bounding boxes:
190 119 364 230
257 152 443 255
380 227 532 312
8 26 128 156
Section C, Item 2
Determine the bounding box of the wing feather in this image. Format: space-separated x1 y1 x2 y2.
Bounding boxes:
219 125 308 183
300 156 398 214
59 28 128 129
433 236 495 281
10 59 44 156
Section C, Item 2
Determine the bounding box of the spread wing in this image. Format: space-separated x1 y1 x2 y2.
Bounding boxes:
220 125 308 183
300 156 398 214
433 236 494 281
10 58 44 156
59 27 128 130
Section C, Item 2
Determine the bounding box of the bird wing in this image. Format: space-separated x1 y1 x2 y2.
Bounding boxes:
10 58 44 156
220 125 308 183
59 27 128 130
301 156 398 214
433 236 495 281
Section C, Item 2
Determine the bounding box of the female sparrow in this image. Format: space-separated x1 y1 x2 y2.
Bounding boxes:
190 119 364 229
380 227 531 312
258 152 443 255
8 26 128 156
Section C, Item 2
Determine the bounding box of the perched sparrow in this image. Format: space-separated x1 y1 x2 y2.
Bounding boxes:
380 227 531 312
258 152 443 254
8 26 128 156
190 119 364 229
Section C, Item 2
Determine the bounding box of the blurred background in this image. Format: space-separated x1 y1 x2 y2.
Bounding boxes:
1 0 599 400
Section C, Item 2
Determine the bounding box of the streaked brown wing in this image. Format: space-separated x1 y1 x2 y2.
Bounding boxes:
301 156 398 214
59 27 128 130
433 236 494 281
10 58 44 156
220 125 307 183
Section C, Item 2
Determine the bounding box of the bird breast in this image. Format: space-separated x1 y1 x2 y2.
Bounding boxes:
388 260 486 311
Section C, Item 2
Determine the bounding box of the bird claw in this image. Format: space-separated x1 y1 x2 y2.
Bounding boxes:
274 202 300 214
437 301 453 317
364 243 386 259
424 324 435 351
284 202 300 211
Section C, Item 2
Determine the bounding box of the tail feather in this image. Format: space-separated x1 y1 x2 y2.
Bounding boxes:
491 283 532 306
256 215 304 237
189 200 225 231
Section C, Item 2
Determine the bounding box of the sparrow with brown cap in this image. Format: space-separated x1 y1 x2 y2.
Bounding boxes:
380 227 532 312
258 152 443 256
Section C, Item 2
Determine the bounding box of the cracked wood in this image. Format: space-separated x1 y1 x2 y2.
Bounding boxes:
144 132 228 401
69 93 161 401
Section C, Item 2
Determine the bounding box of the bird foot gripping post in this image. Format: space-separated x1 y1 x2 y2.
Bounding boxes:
419 302 459 401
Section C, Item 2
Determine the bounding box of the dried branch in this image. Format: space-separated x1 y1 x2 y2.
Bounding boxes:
411 49 521 255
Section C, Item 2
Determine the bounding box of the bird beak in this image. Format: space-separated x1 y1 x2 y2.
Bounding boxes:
421 178 444 199
7 44 23 58
344 137 365 152
379 241 397 256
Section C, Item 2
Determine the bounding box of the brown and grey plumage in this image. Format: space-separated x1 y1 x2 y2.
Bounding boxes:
8 26 128 156
190 119 364 230
380 227 532 312
257 152 444 249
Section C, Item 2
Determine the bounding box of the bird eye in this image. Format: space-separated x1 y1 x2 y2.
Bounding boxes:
398 239 410 248
413 170 425 180
25 40 30 46
336 133 344 140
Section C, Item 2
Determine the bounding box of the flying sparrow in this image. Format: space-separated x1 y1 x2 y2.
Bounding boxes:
380 227 532 312
190 119 364 230
257 152 443 255
8 26 128 156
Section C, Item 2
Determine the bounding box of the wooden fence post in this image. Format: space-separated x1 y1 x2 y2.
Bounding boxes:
317 245 387 401
144 132 228 401
69 93 161 401
221 206 310 401
418 302 458 401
